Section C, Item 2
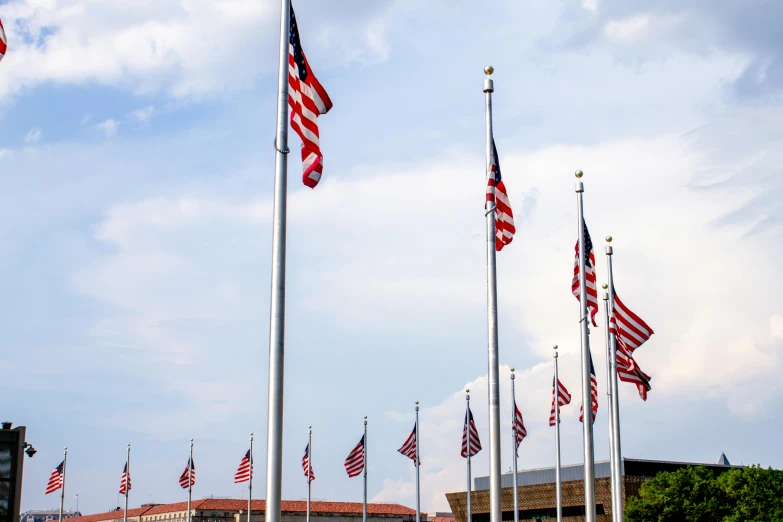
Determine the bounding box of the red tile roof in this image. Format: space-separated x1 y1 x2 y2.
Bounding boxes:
66 499 415 522
431 517 455 522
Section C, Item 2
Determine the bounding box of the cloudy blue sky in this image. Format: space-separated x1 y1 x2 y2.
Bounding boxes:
2 0 783 516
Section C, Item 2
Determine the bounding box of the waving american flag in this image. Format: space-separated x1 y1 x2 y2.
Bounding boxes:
611 290 654 400
288 4 333 188
572 222 599 326
0 19 6 63
486 140 515 251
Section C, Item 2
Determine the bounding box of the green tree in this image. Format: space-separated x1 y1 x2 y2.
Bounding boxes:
625 466 730 522
719 466 783 521
625 465 783 522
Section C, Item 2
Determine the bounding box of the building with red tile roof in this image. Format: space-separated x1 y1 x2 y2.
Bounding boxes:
66 499 417 522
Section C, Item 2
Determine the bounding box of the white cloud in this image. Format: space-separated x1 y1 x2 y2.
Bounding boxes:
128 105 154 126
0 0 277 99
24 127 42 144
604 14 652 42
94 118 119 136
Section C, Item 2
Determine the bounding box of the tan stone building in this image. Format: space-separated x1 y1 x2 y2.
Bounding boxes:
67 500 417 522
445 456 739 522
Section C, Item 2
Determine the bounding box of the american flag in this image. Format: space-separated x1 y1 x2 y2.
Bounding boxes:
302 443 315 481
572 222 599 326
0 19 6 64
579 353 599 423
288 4 333 189
234 450 252 483
119 463 131 495
460 407 481 458
397 423 418 466
513 402 527 456
178 458 195 489
45 461 64 495
486 140 515 251
549 378 572 426
344 435 365 478
611 290 654 400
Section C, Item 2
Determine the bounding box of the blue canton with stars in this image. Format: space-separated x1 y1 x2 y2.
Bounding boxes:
289 6 308 82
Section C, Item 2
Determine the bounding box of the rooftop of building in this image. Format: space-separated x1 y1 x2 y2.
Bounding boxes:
471 454 743 491
66 499 416 522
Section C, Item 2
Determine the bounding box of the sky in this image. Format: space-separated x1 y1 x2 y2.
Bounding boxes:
1 0 783 516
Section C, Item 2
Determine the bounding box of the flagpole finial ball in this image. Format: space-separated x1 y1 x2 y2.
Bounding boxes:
606 235 612 243
510 367 515 372
415 401 419 405
575 170 584 178
602 283 608 290
466 388 470 393
484 65 494 75
553 344 558 350
308 426 311 429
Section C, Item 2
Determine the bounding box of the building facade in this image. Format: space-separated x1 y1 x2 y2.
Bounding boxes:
67 500 417 522
21 511 82 522
445 456 740 522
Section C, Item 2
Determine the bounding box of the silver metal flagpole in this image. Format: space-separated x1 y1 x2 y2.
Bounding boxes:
553 346 563 522
124 444 130 522
187 439 193 522
59 448 67 522
510 370 519 522
415 403 421 522
363 417 368 522
465 390 472 522
249 433 254 522
482 63 502 522
306 428 311 522
266 0 291 521
601 284 619 522
605 237 624 522
574 170 596 522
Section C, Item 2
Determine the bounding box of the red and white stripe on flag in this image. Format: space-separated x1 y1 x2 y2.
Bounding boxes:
397 423 419 466
549 378 571 426
461 408 482 457
45 462 64 495
579 355 599 424
178 458 195 489
572 223 599 326
0 18 7 63
302 443 315 481
486 140 515 251
288 6 333 189
344 436 365 478
513 403 526 454
610 290 654 400
119 464 131 495
234 450 252 483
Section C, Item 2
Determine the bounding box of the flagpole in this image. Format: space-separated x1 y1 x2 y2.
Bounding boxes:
187 439 193 522
266 0 291 521
306 426 313 522
415 403 421 522
482 64 502 522
604 238 623 522
249 433 254 522
363 417 368 522
574 170 596 522
601 284 619 522
510 370 519 522
553 346 562 522
124 444 130 522
465 391 472 522
59 448 67 522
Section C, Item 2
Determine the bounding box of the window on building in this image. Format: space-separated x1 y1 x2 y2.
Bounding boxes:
211 513 217 518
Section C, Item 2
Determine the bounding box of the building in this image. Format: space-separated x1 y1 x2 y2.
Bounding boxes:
21 512 82 522
445 455 741 522
67 499 417 522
